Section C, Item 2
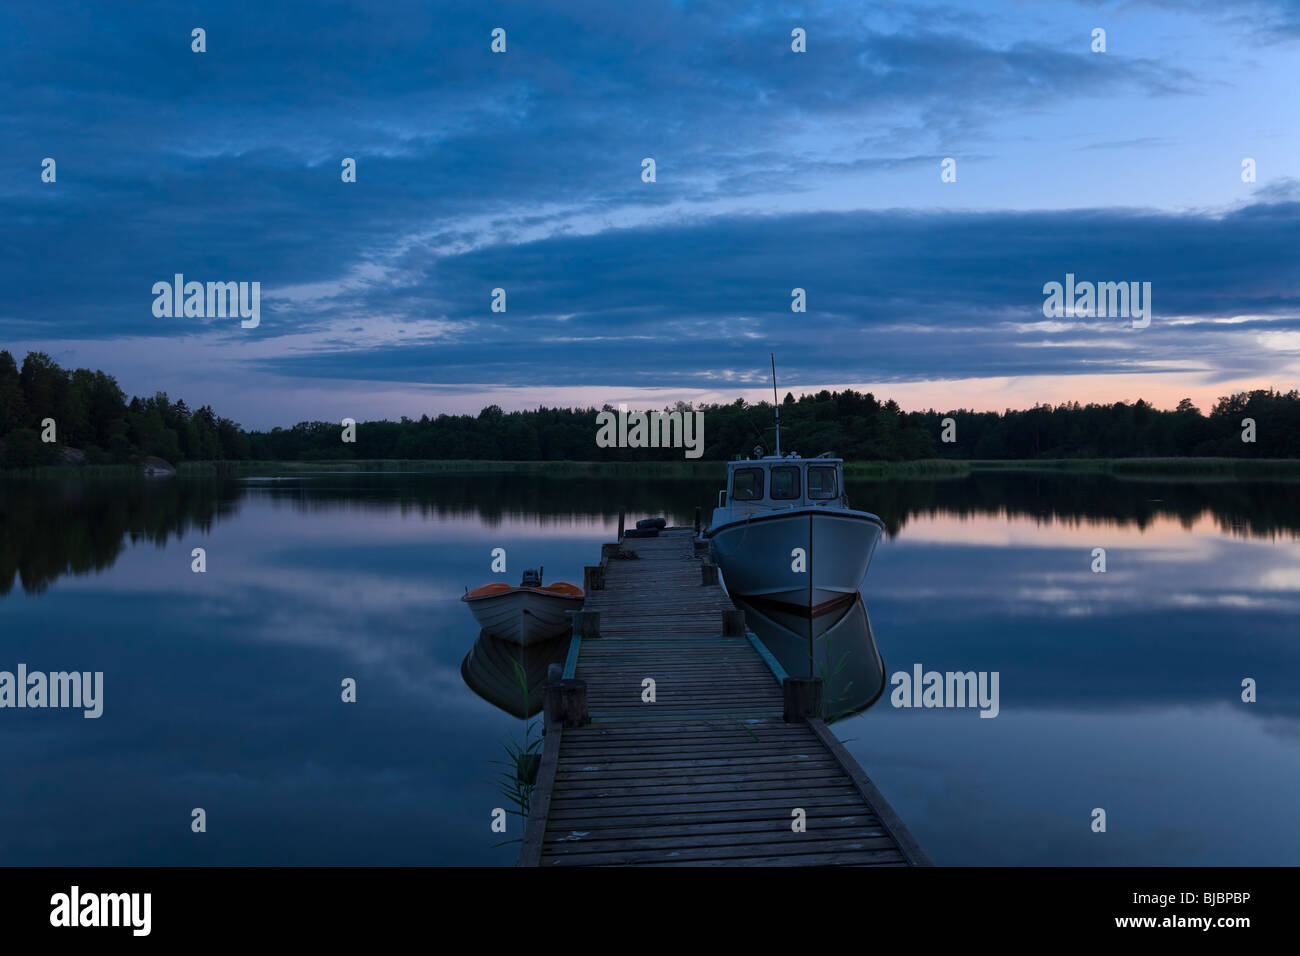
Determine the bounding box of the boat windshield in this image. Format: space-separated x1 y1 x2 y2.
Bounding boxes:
808 465 838 499
770 465 800 500
731 467 765 501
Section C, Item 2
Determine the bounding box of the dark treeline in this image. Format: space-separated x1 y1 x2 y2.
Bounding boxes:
2 350 1298 466
0 350 247 468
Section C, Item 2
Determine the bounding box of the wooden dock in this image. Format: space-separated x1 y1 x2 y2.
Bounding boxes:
518 528 930 867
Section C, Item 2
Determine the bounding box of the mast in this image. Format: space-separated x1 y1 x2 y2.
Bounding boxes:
770 353 781 457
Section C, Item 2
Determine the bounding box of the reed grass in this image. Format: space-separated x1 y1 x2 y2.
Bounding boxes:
490 660 544 847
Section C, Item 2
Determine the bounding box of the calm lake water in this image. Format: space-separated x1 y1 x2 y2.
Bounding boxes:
1 472 1297 865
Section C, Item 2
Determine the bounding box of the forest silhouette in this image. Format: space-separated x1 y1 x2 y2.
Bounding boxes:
2 349 1298 468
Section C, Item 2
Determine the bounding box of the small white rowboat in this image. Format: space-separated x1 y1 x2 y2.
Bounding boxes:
461 569 584 645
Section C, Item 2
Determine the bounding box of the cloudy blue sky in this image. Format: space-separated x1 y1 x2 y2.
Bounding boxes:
2 0 1297 427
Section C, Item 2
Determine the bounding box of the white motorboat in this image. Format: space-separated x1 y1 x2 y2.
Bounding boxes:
706 453 884 615
704 356 886 618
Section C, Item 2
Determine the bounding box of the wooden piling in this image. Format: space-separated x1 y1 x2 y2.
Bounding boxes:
543 678 590 729
782 676 824 723
700 561 719 586
571 609 600 640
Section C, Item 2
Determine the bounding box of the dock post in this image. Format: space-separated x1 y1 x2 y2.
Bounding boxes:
700 562 718 586
600 542 619 561
617 508 625 542
693 537 709 555
584 565 605 591
544 678 589 729
572 609 600 639
782 677 824 723
721 609 746 637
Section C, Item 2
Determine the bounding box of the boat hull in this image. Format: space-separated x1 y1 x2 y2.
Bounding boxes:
707 508 884 612
462 589 584 645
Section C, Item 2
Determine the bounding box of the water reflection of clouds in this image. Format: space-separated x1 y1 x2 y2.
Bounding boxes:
1166 593 1297 610
46 499 606 712
880 513 1300 620
41 512 498 706
0 505 531 863
849 706 1300 865
249 490 618 534
866 505 1300 731
1258 567 1300 590
895 511 1260 547
8 474 1299 865
228 501 615 543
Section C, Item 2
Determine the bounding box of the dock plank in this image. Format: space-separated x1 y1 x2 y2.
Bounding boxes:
520 528 928 867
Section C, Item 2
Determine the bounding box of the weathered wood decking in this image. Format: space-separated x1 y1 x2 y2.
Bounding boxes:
519 528 929 867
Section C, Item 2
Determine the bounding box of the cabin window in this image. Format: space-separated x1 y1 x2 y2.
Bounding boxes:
731 467 765 501
770 466 800 500
808 465 838 499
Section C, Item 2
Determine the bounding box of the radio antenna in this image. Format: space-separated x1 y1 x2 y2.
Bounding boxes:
770 353 781 457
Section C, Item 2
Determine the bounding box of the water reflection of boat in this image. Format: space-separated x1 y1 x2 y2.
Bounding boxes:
460 629 569 719
461 567 584 645
736 592 886 723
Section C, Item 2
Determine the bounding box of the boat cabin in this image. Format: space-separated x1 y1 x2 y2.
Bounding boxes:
713 454 846 517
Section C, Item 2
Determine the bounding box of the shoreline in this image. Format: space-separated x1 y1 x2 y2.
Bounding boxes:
4 457 1300 481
